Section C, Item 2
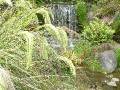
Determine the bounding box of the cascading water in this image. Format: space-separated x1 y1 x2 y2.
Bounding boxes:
49 4 77 48
50 4 76 30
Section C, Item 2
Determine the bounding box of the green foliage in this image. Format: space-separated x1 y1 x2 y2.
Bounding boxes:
76 0 87 25
74 39 92 60
84 58 103 72
95 0 120 16
19 31 35 69
115 48 120 67
42 24 68 50
36 0 76 6
61 49 82 65
57 27 68 50
74 39 103 72
0 0 76 89
82 18 115 45
57 56 76 76
112 15 120 31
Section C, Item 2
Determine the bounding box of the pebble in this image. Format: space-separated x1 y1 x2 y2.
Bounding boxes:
111 78 119 82
106 81 117 87
104 77 119 87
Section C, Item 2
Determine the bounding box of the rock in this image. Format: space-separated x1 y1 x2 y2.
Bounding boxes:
106 81 117 87
111 78 119 82
104 77 119 87
99 50 117 73
0 68 15 90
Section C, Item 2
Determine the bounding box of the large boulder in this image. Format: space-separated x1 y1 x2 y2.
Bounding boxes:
0 68 15 90
99 50 117 73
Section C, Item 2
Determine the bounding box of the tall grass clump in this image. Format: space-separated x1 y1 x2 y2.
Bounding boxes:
0 0 76 89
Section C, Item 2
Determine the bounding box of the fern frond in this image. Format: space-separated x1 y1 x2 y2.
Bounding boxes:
57 56 76 76
57 27 68 50
36 8 51 24
34 33 49 60
19 31 34 69
43 24 68 49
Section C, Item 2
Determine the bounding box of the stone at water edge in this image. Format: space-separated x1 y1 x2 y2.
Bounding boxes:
106 81 117 87
0 68 15 90
99 50 117 73
111 78 119 82
104 77 119 87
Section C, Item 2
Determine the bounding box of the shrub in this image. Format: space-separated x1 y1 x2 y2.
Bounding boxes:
74 39 93 62
61 49 82 65
74 39 104 72
82 18 115 45
76 0 87 25
112 15 120 31
95 0 120 16
84 58 103 72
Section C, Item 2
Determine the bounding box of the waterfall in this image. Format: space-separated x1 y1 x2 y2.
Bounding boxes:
50 4 77 31
49 4 77 48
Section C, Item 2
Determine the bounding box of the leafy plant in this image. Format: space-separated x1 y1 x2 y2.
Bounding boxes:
74 39 103 72
57 56 76 76
61 49 82 65
115 48 120 67
76 0 87 25
95 0 120 16
112 15 120 31
84 58 103 72
18 31 35 69
74 39 93 61
82 18 115 45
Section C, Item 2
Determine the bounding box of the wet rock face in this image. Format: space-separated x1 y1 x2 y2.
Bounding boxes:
99 50 117 73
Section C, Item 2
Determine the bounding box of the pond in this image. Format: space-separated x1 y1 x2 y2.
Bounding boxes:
76 67 120 90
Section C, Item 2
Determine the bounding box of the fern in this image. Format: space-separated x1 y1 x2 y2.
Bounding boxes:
0 0 75 89
37 8 51 24
57 27 68 50
57 56 76 76
18 31 34 69
34 33 49 60
37 24 68 50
